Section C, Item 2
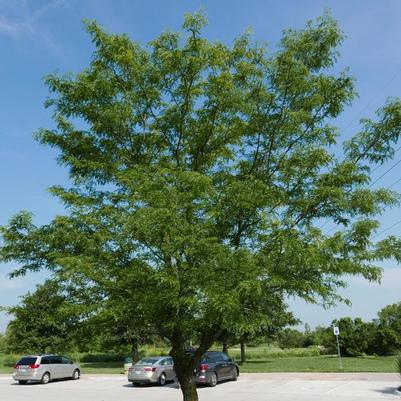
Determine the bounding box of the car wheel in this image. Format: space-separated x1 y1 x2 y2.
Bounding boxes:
72 369 80 380
209 372 218 387
18 380 28 385
158 372 167 386
40 372 50 384
231 368 238 381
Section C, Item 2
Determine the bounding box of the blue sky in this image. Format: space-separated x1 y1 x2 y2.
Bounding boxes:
1 0 401 332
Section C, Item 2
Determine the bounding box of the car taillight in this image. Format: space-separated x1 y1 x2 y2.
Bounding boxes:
28 364 40 369
14 364 19 369
128 367 133 372
200 364 208 372
144 367 156 372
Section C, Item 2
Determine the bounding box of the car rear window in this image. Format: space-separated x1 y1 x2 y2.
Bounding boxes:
135 358 159 365
17 357 37 366
202 353 221 363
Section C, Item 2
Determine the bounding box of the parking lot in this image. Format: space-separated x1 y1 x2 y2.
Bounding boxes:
1 373 400 401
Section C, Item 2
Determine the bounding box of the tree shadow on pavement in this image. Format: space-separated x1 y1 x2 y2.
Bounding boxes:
123 382 179 390
373 387 400 395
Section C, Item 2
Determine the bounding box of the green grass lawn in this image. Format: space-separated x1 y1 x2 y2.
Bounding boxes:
0 352 398 374
239 355 399 373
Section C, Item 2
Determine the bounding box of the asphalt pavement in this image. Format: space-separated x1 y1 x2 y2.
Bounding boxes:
0 373 400 401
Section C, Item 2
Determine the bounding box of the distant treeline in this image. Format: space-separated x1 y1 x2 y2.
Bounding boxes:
1 302 400 358
277 302 401 356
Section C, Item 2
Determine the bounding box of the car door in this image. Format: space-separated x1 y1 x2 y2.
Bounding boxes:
61 356 73 378
164 357 175 380
215 352 232 380
49 356 63 379
158 358 170 380
221 352 236 379
206 353 225 380
40 356 51 377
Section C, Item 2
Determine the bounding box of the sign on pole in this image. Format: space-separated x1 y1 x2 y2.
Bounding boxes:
333 326 342 369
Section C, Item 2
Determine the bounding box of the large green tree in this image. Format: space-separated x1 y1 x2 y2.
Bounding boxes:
2 11 401 401
3 280 80 354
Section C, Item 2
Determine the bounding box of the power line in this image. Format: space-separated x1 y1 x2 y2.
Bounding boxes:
369 158 401 188
388 176 401 189
365 143 401 186
314 63 401 231
341 62 401 133
318 145 401 231
371 218 401 240
320 156 401 234
318 161 400 231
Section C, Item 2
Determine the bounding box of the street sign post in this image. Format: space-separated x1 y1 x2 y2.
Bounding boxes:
333 326 342 369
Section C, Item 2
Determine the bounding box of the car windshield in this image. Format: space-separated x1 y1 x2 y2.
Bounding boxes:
17 357 37 366
135 358 160 365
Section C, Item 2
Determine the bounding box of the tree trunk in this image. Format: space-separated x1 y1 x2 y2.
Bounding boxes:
131 341 139 363
240 338 246 364
222 341 228 354
178 373 198 401
171 347 199 401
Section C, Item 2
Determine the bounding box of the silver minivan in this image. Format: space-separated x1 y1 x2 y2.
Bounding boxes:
128 356 175 385
12 355 80 384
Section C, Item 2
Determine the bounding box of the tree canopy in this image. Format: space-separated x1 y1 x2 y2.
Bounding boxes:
3 280 80 354
1 10 401 401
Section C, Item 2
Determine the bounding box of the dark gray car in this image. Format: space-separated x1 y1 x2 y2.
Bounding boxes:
194 351 239 387
12 355 80 384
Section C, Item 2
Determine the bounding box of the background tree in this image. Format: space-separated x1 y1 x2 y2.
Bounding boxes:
220 294 297 363
331 317 376 357
277 328 309 349
373 302 401 355
89 301 159 361
2 11 401 401
0 332 6 352
3 280 80 354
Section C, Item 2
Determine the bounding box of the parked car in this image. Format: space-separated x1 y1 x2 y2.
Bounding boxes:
194 351 239 387
124 357 133 374
12 355 80 384
128 356 175 386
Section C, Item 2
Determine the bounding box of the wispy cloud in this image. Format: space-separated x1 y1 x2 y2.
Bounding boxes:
0 14 33 36
0 0 70 38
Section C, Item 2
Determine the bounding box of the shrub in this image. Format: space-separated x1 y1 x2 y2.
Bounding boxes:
68 346 170 363
1 354 21 367
229 346 321 360
78 353 126 363
396 354 401 378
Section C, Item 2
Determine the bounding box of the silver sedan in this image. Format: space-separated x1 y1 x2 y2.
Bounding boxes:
128 356 175 386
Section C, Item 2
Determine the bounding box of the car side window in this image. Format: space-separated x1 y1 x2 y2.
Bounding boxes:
206 353 220 362
41 357 50 365
168 357 174 365
62 357 71 364
202 354 214 363
220 353 230 362
50 356 62 364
